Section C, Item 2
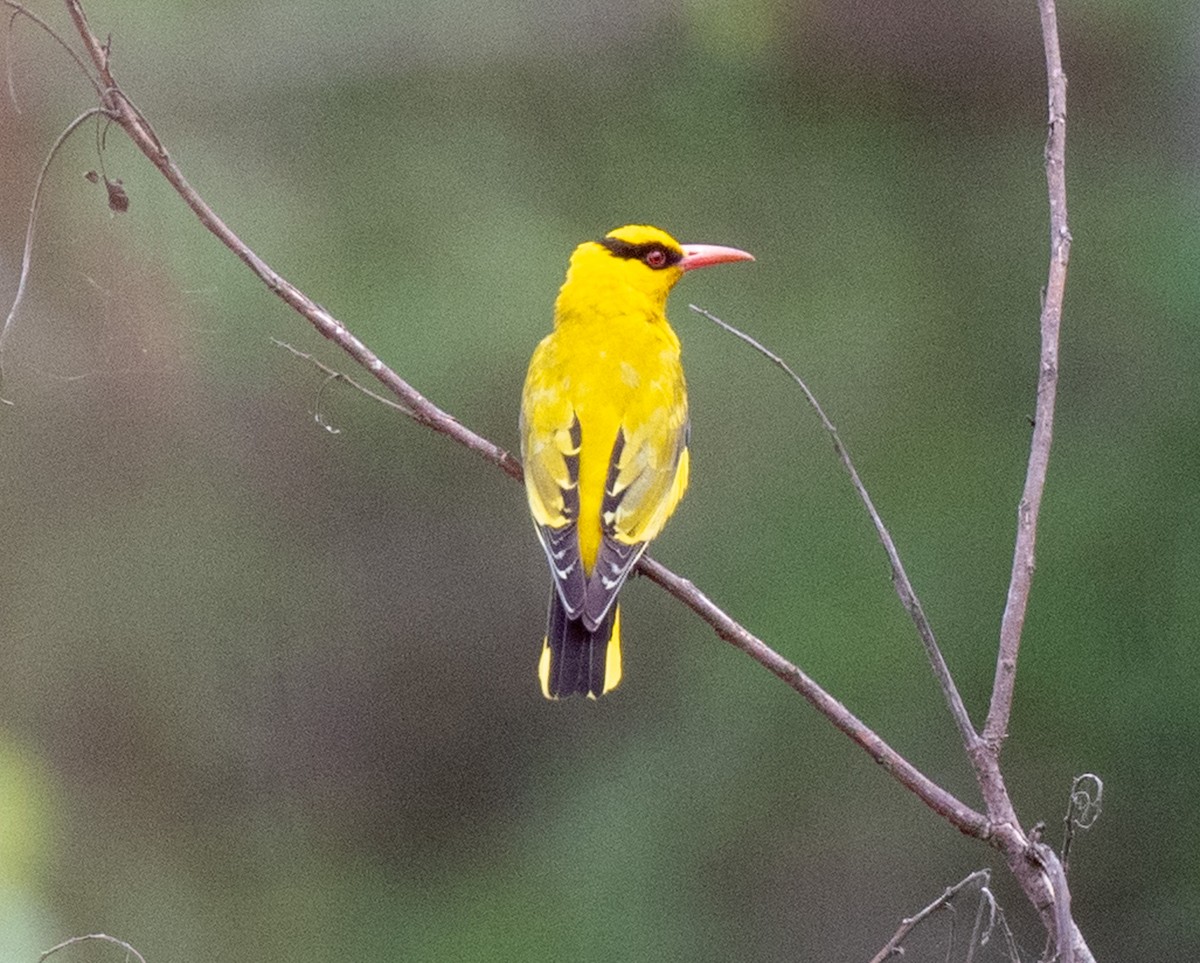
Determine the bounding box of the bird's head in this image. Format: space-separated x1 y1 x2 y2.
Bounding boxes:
556 224 753 322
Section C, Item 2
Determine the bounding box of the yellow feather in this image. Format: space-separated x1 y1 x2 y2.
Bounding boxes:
601 606 623 696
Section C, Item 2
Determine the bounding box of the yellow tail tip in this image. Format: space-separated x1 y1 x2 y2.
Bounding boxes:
601 606 623 695
538 639 556 700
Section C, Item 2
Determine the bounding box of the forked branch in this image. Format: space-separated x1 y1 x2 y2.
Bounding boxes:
867 869 1003 963
970 0 1079 959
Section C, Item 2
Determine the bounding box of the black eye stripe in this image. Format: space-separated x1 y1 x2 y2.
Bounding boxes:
598 237 683 269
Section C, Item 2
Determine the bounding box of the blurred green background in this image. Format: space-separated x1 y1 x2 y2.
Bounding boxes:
0 0 1196 959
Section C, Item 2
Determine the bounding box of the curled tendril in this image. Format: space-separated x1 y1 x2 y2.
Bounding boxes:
1061 772 1104 877
1068 773 1104 830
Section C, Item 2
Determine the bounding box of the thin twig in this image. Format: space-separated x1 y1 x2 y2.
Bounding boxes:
40 933 147 963
867 869 991 963
3 0 103 107
982 0 1071 751
271 337 418 423
6 8 22 109
0 105 108 402
966 2 1078 957
689 304 979 751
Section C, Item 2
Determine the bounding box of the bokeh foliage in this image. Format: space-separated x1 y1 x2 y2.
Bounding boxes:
1 0 1196 958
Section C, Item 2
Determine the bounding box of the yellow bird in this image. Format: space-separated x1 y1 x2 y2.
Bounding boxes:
521 224 753 698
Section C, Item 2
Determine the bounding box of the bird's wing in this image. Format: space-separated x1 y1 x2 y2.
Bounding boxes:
582 400 690 629
521 365 588 620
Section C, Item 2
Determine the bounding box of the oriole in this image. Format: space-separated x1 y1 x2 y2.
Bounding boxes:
521 224 753 699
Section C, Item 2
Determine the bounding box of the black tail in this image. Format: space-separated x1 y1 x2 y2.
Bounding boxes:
538 589 622 699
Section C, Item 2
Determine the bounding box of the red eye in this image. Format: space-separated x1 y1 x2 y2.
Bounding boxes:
644 248 668 269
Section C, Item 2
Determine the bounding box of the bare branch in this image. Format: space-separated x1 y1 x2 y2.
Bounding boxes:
689 305 979 751
983 0 1072 751
1028 836 1074 963
963 4 1088 960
